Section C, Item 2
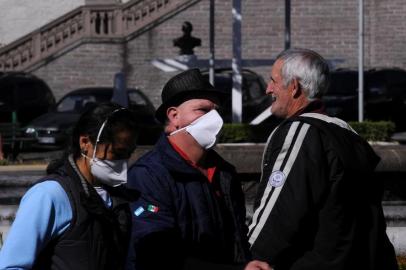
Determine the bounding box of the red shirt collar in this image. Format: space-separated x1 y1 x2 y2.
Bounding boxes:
167 137 216 183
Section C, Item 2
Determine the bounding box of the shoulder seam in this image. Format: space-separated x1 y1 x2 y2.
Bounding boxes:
299 113 357 134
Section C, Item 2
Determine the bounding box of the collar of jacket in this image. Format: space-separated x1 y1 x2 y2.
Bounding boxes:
293 99 326 117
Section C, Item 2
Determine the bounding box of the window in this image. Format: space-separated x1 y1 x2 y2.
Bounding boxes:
57 95 97 112
129 91 147 106
327 71 357 96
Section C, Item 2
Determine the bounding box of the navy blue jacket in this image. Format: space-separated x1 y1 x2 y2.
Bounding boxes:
126 134 249 270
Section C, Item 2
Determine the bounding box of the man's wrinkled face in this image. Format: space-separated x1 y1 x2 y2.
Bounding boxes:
176 98 218 128
169 98 218 130
266 59 294 119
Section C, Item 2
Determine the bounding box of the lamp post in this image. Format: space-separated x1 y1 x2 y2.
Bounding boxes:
285 0 291 50
232 0 242 123
358 0 364 122
209 0 215 86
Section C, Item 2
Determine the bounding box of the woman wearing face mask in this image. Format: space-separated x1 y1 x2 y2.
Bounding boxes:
0 102 139 270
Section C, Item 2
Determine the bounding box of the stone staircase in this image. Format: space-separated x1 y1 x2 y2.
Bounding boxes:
0 0 200 72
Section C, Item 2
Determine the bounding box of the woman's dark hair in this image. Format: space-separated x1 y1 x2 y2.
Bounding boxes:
47 102 137 173
71 102 137 158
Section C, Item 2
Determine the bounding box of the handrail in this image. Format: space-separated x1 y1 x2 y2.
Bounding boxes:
0 0 197 71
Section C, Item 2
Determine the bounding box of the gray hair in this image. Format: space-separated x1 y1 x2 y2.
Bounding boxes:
276 48 330 99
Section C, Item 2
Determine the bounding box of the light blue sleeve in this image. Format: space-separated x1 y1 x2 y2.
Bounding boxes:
0 180 72 270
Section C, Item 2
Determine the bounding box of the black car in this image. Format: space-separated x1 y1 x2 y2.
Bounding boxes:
24 87 156 149
323 68 406 131
0 72 55 125
201 68 272 123
322 69 359 120
365 68 406 131
0 72 55 156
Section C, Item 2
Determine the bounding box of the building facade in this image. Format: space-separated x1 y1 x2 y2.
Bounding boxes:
1 0 405 106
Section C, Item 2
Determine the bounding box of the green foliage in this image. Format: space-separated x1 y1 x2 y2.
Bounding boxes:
219 124 253 143
398 256 406 270
219 121 395 143
349 121 395 141
0 159 9 166
219 123 277 143
135 121 395 145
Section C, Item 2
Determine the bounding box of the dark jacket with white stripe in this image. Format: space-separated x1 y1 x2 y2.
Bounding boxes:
248 111 398 270
126 134 250 270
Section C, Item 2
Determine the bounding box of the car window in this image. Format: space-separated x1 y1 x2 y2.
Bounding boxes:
128 91 147 106
17 81 47 106
201 69 270 123
0 81 14 123
0 73 55 125
57 95 96 112
383 70 406 97
385 70 406 84
328 72 357 95
367 72 386 96
214 74 232 94
245 77 265 100
57 91 113 112
0 81 14 107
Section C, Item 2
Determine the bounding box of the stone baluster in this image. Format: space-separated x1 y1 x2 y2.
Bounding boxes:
32 34 41 64
88 10 98 36
0 0 193 71
99 11 109 35
115 8 123 36
107 11 114 34
83 9 93 37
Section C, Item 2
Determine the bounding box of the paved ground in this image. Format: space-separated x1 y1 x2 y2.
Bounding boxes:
0 149 60 172
0 164 47 172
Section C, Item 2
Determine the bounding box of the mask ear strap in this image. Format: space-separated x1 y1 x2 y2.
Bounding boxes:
93 107 126 158
169 109 219 136
169 126 187 136
93 119 107 158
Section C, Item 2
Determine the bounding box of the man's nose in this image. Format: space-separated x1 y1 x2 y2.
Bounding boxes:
266 83 273 95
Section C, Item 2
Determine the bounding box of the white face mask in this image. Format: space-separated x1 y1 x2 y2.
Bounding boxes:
82 152 128 187
171 109 223 149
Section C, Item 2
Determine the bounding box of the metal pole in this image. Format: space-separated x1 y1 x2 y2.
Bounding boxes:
232 0 242 123
209 0 215 86
358 0 364 122
112 72 129 108
285 0 291 49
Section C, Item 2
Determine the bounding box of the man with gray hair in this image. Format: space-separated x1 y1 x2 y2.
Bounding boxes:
246 48 398 270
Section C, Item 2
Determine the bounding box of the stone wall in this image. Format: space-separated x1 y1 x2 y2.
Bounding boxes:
33 43 124 100
124 0 406 108
369 0 406 68
21 0 406 106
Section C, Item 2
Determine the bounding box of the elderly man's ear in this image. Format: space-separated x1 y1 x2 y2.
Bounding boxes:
291 78 302 98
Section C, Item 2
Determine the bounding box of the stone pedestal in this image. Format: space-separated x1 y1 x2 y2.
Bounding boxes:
1 144 406 254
